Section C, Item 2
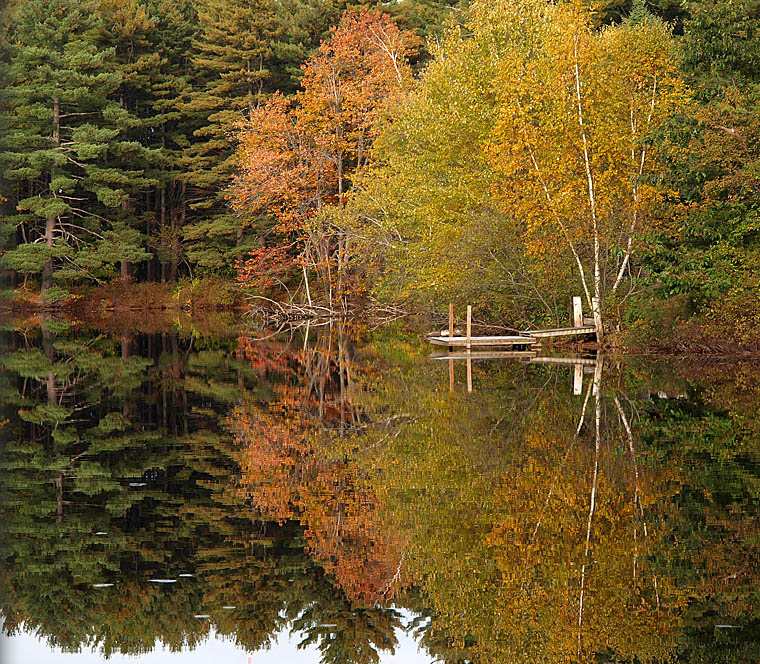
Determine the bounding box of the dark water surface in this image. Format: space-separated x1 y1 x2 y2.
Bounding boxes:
2 314 760 663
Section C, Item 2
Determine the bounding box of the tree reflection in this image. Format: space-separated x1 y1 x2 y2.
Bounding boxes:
310 338 760 663
3 319 760 663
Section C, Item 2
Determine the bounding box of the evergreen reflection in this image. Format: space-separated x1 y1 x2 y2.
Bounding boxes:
1 318 760 663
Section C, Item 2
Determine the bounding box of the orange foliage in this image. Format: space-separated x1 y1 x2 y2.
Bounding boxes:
230 8 416 294
232 335 405 603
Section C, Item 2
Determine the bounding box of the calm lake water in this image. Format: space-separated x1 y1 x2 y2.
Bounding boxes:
1 314 759 663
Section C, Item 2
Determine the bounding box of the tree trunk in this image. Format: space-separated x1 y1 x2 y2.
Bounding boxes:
169 182 185 282
56 475 64 523
41 215 55 304
42 313 63 522
42 97 61 305
591 296 604 344
122 333 133 419
120 196 132 279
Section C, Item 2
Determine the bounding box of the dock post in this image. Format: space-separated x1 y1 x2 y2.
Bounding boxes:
573 296 583 328
449 304 455 393
466 305 472 350
466 305 472 393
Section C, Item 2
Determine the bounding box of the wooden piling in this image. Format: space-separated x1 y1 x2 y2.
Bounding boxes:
466 305 472 350
449 303 454 392
591 297 603 341
466 305 472 392
573 296 583 328
573 363 583 396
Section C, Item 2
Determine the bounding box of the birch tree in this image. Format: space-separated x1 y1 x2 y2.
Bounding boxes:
488 0 687 335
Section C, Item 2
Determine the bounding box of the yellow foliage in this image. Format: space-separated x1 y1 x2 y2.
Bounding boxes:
487 0 688 302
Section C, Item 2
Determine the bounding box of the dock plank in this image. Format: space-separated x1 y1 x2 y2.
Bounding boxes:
430 350 538 361
427 335 536 347
526 326 596 338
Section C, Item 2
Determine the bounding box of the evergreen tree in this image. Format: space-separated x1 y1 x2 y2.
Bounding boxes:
180 0 285 273
583 0 688 28
0 0 152 304
275 0 355 85
141 0 201 282
389 0 464 45
94 0 167 280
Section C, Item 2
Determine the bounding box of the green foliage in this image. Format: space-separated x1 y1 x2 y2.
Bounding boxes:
1 349 55 378
681 0 760 91
640 0 760 341
18 403 73 424
0 243 57 273
0 0 157 300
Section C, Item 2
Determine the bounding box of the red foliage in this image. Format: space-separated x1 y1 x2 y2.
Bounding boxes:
230 8 417 294
231 336 405 603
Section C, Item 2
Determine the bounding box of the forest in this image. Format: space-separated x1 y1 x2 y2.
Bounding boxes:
1 0 759 350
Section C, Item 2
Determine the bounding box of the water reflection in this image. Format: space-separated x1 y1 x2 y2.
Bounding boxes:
1 315 760 663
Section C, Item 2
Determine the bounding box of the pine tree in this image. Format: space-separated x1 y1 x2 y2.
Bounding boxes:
0 0 151 304
180 0 285 273
275 0 354 87
142 0 201 282
95 0 167 280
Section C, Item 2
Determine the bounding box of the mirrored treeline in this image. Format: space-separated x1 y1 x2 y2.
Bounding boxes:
2 318 760 663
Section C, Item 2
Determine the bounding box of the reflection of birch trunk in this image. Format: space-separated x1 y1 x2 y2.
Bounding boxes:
614 395 660 608
528 378 593 552
380 551 406 599
578 357 602 655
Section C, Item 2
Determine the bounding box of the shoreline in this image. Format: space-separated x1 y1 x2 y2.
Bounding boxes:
3 283 759 357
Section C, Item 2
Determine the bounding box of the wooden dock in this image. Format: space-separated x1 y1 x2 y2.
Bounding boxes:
430 350 537 361
525 325 596 338
427 300 601 395
432 350 598 395
427 335 536 348
431 352 595 367
428 297 599 348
